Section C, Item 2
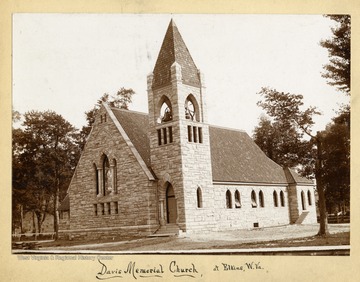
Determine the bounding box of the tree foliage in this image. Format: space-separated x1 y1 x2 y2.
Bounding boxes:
321 109 350 214
256 87 329 236
79 87 135 150
253 115 314 176
320 15 351 94
12 111 81 235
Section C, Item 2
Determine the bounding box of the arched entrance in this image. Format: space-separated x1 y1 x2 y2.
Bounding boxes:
166 183 177 224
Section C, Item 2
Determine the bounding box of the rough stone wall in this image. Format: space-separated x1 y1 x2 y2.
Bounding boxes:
148 77 187 230
59 211 70 231
287 184 299 223
213 184 290 230
177 81 216 234
65 106 158 240
147 64 216 233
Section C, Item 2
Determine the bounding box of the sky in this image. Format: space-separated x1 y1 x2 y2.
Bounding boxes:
12 14 350 135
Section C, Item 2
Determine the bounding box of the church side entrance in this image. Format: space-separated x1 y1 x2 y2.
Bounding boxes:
166 183 177 224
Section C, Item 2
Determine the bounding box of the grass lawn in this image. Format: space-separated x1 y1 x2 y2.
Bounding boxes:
36 231 350 251
217 231 350 250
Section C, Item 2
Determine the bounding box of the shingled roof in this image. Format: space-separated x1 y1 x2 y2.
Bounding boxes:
111 108 151 168
58 194 69 211
209 126 288 184
152 19 201 89
110 109 311 185
284 167 313 184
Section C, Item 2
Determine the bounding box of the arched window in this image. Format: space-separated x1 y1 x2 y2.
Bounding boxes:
197 187 203 208
235 190 241 208
103 155 111 196
226 190 232 209
280 191 285 207
94 163 99 195
273 191 278 207
185 94 200 121
301 191 306 210
307 190 312 206
112 159 117 194
251 190 257 208
259 190 265 207
158 96 172 123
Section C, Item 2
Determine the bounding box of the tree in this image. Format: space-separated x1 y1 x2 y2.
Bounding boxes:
320 15 351 94
12 111 81 238
78 87 135 150
321 109 350 214
253 115 314 176
257 87 330 236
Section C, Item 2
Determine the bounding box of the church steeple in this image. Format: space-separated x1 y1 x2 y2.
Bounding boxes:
152 19 201 89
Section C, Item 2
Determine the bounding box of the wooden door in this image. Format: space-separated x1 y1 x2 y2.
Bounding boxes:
166 184 177 223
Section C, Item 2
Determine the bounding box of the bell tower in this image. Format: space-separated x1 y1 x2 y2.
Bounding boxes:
147 20 215 233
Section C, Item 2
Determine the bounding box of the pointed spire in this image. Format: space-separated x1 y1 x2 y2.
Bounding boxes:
152 19 201 89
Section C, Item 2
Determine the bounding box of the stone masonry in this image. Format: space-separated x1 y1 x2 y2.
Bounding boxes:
59 19 318 240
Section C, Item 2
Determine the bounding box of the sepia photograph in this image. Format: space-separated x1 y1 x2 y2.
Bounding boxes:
2 1 358 280
11 13 350 255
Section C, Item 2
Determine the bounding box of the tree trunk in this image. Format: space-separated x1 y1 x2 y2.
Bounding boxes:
20 204 24 234
32 210 36 233
36 212 42 235
54 180 60 240
316 132 329 236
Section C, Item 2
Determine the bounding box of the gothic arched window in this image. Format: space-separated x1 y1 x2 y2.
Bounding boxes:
251 190 257 208
226 190 232 209
197 187 203 208
280 191 285 207
112 159 117 194
301 191 306 210
259 190 265 207
158 96 173 123
273 191 278 207
103 155 111 196
94 163 99 195
307 190 312 206
185 94 200 121
235 190 241 208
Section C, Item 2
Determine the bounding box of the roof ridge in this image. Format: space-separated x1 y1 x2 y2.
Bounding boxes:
209 124 246 133
110 107 148 116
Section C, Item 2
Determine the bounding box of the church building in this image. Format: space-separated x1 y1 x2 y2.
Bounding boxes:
59 19 317 240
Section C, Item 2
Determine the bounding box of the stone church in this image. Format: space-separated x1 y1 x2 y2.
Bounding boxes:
59 19 317 240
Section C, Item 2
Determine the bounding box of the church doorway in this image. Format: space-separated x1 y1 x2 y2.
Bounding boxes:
166 183 177 224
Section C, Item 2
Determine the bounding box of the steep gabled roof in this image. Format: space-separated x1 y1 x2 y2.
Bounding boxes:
58 194 69 211
152 19 201 89
110 109 309 185
111 108 151 168
209 126 288 184
284 167 313 184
